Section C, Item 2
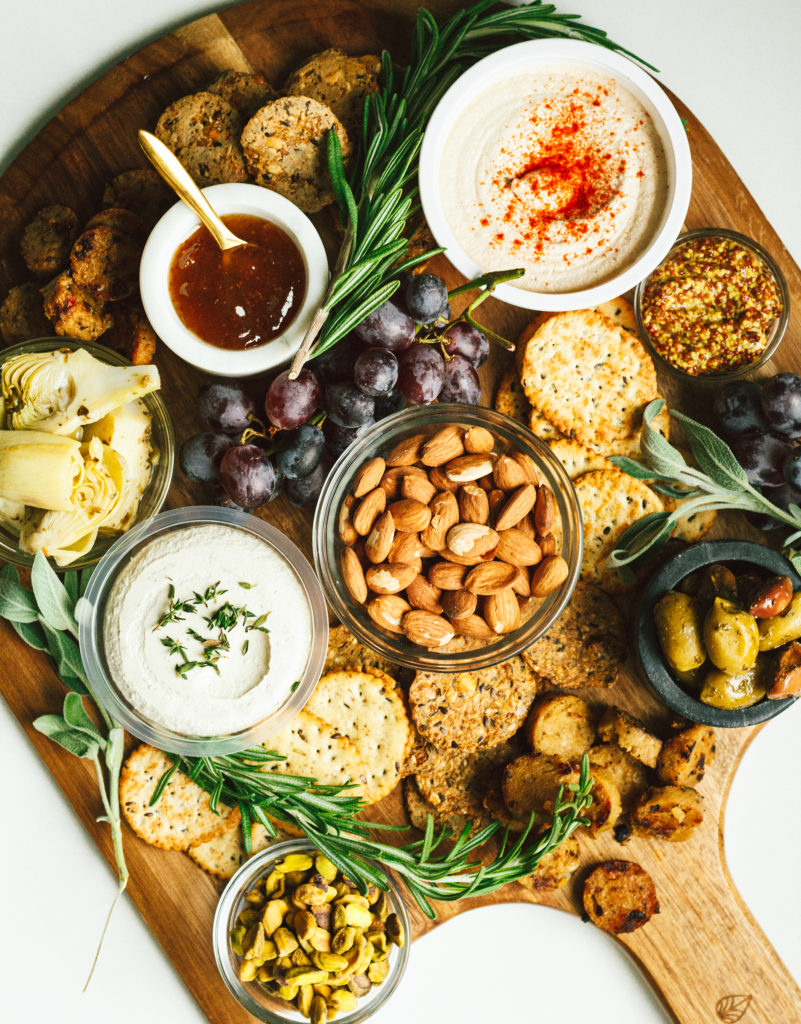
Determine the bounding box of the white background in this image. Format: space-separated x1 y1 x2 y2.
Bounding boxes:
1 2 801 1022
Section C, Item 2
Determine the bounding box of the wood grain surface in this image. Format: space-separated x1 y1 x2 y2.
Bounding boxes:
1 3 800 1023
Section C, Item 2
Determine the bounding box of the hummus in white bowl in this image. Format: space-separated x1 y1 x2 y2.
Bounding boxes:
102 522 312 736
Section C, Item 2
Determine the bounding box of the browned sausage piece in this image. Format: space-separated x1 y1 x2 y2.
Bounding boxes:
632 785 704 842
20 204 78 277
656 725 716 786
583 860 659 934
597 707 662 768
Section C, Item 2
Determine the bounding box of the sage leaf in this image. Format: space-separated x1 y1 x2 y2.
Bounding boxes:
10 617 49 651
31 552 78 636
40 619 89 690
609 456 661 481
33 716 99 759
0 563 38 622
640 400 688 476
79 567 95 598
671 411 749 491
608 511 673 567
63 693 105 743
64 571 79 605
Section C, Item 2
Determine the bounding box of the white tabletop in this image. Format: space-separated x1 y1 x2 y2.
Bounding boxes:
1 2 800 1022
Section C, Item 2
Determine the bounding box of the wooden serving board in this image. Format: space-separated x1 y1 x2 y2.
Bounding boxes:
1 3 801 1023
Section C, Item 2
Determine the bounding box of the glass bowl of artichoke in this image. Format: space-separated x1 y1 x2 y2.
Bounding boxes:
0 337 173 569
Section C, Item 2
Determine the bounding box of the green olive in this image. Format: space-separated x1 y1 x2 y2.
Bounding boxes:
696 563 739 611
758 591 801 651
700 665 769 709
673 665 704 691
702 598 759 672
654 591 707 674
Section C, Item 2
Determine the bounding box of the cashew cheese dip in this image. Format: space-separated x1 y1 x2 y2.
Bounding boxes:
439 63 669 293
102 522 312 735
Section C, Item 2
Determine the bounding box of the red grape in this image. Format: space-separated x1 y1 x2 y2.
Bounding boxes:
354 300 415 351
179 432 235 483
397 345 444 404
286 460 327 507
404 273 449 324
198 381 256 434
761 373 801 436
276 424 325 479
442 322 489 368
265 368 321 429
325 382 375 428
354 348 398 396
439 354 481 404
731 433 793 488
220 444 276 508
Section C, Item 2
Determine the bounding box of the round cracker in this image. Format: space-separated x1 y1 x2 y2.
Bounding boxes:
187 822 284 879
120 744 239 851
520 310 659 450
402 776 470 834
176 141 249 187
547 438 615 480
241 96 351 213
285 48 380 136
573 469 663 593
494 368 529 425
529 406 563 441
414 734 522 822
156 91 241 151
206 70 277 119
262 709 368 796
325 623 404 679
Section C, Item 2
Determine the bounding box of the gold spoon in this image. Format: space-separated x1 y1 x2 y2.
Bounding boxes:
138 130 250 252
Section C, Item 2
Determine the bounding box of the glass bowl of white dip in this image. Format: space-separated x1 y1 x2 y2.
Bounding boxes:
419 39 692 312
78 506 329 755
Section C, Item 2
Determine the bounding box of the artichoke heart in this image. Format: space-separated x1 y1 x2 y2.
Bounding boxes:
0 430 82 510
19 437 125 566
0 496 26 535
84 400 153 531
2 347 160 435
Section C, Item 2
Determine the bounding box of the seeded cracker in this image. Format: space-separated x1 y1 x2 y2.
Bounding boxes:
547 438 615 480
521 580 626 688
574 469 663 593
261 710 368 796
529 406 564 441
403 776 471 834
304 669 412 803
120 744 239 850
325 622 404 679
409 656 539 753
494 369 530 425
155 91 242 151
187 822 284 879
520 310 660 450
206 70 277 120
284 48 381 137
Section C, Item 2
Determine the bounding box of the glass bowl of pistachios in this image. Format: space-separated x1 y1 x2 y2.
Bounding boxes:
212 839 411 1023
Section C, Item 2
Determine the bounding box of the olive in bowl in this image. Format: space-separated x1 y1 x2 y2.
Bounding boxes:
635 541 800 728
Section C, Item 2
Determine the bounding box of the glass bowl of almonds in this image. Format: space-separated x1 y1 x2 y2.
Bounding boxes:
213 839 410 1023
313 402 583 672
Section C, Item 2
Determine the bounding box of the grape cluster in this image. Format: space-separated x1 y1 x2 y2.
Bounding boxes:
179 272 491 513
713 373 801 528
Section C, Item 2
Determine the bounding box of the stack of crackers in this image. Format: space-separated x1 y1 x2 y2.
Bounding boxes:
495 301 716 592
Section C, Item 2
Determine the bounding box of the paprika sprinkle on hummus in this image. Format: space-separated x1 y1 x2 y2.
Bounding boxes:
439 64 669 293
639 233 784 375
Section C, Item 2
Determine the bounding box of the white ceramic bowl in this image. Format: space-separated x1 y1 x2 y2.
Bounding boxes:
140 183 329 376
419 39 692 312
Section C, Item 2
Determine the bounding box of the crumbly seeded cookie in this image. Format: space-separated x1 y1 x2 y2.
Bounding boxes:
156 91 242 152
521 581 626 688
573 470 663 593
86 207 145 239
325 623 406 680
41 270 113 340
241 96 351 213
105 301 157 364
0 282 51 344
120 744 239 850
285 49 381 136
547 438 615 480
414 734 523 822
520 310 660 451
206 70 277 120
409 656 538 753
583 860 659 934
494 368 530 425
175 141 249 187
102 169 172 230
69 225 140 301
403 776 471 834
187 822 283 879
20 205 78 277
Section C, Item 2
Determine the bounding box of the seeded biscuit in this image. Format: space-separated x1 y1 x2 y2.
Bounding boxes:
86 207 145 239
20 205 78 277
156 91 241 151
0 282 51 344
547 439 615 480
514 298 635 374
176 141 249 187
262 710 368 796
285 48 381 136
206 70 277 119
574 469 663 593
409 657 539 753
403 776 471 834
103 169 171 230
304 668 411 803
520 310 659 450
241 96 351 213
187 822 284 879
325 623 404 679
521 580 626 688
120 744 239 851
494 369 530 425
529 407 563 441
414 735 523 822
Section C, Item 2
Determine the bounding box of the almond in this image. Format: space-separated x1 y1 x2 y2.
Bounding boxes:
380 465 427 500
511 566 531 597
385 433 426 467
365 562 417 595
495 483 537 532
464 561 518 595
440 547 497 566
510 450 539 485
427 561 467 590
353 457 386 498
352 487 386 536
429 464 460 493
389 498 432 533
493 454 528 490
463 426 494 454
450 613 495 641
487 488 506 521
338 495 358 546
402 610 455 648
446 522 499 559
484 589 521 633
406 575 443 615
477 473 496 492
537 531 557 557
389 530 424 563
340 547 368 604
458 483 489 525
365 510 395 564
401 473 436 505
440 588 478 620
421 491 459 551
534 485 558 533
445 454 495 483
516 514 536 540
421 426 465 466
496 529 543 567
530 555 569 597
368 594 410 633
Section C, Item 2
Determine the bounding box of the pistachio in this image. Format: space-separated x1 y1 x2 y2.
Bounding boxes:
262 898 289 936
285 967 329 986
328 989 359 1013
386 912 405 947
276 853 314 873
239 959 258 982
348 972 372 997
244 922 266 960
297 984 314 1019
368 958 391 984
310 993 329 1024
312 950 350 971
314 854 338 882
332 926 357 954
274 926 300 956
295 884 328 905
294 910 316 942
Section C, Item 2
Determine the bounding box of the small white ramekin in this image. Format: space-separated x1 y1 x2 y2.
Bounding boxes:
419 39 692 312
139 183 329 376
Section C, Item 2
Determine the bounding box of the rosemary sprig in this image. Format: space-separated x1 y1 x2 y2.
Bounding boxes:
289 0 655 375
160 749 593 917
610 399 801 572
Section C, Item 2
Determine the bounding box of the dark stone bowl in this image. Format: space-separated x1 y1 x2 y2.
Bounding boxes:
634 540 800 728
